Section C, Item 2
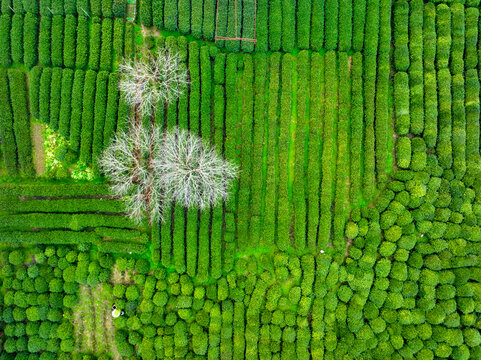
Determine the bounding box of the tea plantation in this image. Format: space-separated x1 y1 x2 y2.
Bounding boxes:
0 0 481 359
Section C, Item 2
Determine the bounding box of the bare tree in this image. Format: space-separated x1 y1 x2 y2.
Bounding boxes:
157 128 238 209
118 48 189 118
99 122 164 224
100 125 237 224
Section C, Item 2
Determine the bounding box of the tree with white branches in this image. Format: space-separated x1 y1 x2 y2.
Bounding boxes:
99 122 164 224
158 128 238 209
100 125 238 224
118 48 189 117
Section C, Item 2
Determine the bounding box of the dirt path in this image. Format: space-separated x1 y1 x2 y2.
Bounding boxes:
141 24 161 38
31 123 45 175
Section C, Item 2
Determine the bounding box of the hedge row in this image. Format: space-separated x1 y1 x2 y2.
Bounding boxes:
374 0 391 185
8 69 34 177
423 68 438 149
249 55 266 247
184 42 200 275
0 213 136 231
276 54 292 251
63 15 76 68
437 68 452 169
211 82 224 279
450 3 464 75
79 70 97 164
89 19 101 71
350 52 362 207
318 51 336 250
409 0 424 135
1 13 119 69
11 13 23 64
0 183 110 197
113 17 124 63
394 0 409 71
196 46 213 282
293 51 308 250
263 53 280 248
97 241 147 254
100 18 113 71
0 14 10 66
224 54 239 216
394 72 409 136
452 73 466 179
38 14 51 66
103 72 120 148
50 68 63 131
465 7 478 70
92 71 109 173
69 69 85 154
0 230 101 245
58 68 74 138
362 0 379 201
237 54 253 251
466 69 481 174
24 12 38 68
51 15 64 67
0 198 125 213
306 53 322 250
324 0 338 50
0 69 17 176
333 52 350 251
436 4 451 70
75 15 88 68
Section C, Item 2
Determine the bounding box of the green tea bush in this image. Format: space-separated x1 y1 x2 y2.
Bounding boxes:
75 16 88 68
23 12 37 68
100 18 113 71
88 19 101 71
68 69 85 154
436 4 451 70
58 68 74 138
139 0 152 27
324 0 338 50
465 7 478 70
51 16 64 67
8 69 34 176
11 13 23 64
394 0 409 71
0 70 17 176
63 15 76 68
450 3 464 75
49 68 63 131
310 0 324 51
79 69 97 164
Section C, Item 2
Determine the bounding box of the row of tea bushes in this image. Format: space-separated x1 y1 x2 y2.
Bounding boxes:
30 66 123 166
0 0 128 18
0 184 148 255
147 39 394 278
0 14 131 69
138 0 391 54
